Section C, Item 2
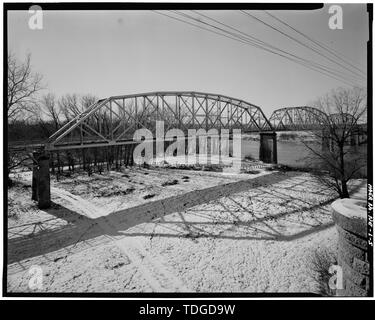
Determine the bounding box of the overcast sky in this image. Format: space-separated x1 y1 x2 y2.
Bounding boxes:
8 4 368 116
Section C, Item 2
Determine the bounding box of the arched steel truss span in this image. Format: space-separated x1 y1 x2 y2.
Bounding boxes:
46 91 274 150
268 106 329 131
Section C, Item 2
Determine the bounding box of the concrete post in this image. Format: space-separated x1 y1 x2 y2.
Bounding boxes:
37 152 51 209
31 151 40 201
332 198 369 296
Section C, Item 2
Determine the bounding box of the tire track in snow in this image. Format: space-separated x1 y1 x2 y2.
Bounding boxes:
51 187 104 218
51 186 190 292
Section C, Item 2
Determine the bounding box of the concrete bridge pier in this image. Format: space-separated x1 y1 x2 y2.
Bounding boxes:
31 150 51 209
321 128 334 152
259 132 277 164
322 135 331 152
350 130 361 148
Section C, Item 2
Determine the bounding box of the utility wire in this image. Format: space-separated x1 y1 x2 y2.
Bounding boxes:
177 10 362 85
153 10 359 87
240 10 366 81
152 11 260 49
170 10 360 86
189 10 363 84
264 10 366 76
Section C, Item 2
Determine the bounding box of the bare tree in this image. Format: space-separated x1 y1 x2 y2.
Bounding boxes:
32 93 63 137
42 93 62 129
80 94 97 110
58 93 79 121
7 53 43 123
58 93 97 121
303 87 367 198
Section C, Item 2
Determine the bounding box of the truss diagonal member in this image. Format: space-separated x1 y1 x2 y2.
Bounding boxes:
179 95 196 126
279 112 288 130
211 100 229 127
50 98 110 146
110 99 133 134
120 103 150 132
247 108 263 131
104 99 125 122
81 122 110 143
207 96 220 116
81 122 111 143
193 95 206 115
232 106 247 127
284 109 295 130
46 100 101 143
205 101 222 128
144 95 158 116
159 95 188 131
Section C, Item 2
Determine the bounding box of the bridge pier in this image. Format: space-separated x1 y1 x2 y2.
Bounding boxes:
259 132 277 164
350 129 360 148
31 151 40 201
31 150 51 209
322 128 334 152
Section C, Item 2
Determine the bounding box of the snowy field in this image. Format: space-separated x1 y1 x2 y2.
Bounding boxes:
7 166 366 293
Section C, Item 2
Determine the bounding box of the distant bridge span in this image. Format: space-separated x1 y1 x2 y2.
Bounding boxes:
269 106 329 131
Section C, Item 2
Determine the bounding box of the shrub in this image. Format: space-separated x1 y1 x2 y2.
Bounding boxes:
307 247 338 296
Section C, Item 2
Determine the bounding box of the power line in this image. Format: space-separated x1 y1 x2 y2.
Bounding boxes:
170 10 361 86
153 10 360 87
177 10 363 85
264 10 366 76
240 10 366 81
152 11 255 48
189 10 363 84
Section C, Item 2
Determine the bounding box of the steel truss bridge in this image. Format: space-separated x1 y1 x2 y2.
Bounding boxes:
268 106 365 132
43 92 366 165
8 92 365 153
269 106 329 131
46 91 274 151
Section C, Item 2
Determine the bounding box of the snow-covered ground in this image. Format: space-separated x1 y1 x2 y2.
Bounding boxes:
7 166 366 293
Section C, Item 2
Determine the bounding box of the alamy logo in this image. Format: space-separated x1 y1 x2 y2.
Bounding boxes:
28 265 43 290
328 264 343 290
133 121 242 171
328 5 343 30
28 5 43 30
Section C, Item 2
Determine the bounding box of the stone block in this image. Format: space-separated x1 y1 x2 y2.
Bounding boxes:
336 225 368 250
338 237 366 261
345 278 369 297
341 259 368 287
352 257 370 275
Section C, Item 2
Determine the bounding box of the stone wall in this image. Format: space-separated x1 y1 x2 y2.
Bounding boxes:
332 198 370 296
